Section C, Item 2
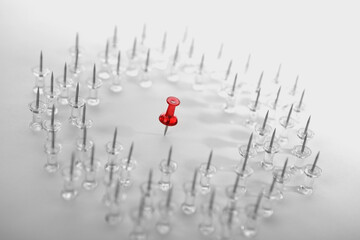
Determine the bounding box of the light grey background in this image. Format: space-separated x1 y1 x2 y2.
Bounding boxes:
0 0 359 239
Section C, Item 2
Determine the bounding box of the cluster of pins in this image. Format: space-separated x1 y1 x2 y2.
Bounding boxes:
27 25 323 239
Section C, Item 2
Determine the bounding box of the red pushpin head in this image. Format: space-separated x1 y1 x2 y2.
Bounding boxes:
159 96 180 126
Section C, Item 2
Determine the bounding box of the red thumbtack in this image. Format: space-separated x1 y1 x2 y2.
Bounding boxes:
159 96 180 136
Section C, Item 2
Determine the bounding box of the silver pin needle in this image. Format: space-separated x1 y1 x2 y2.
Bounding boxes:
232 173 240 195
297 89 305 110
81 104 86 126
274 86 281 108
253 191 264 217
269 177 277 195
51 131 55 150
126 142 134 166
269 128 277 151
50 104 55 128
245 54 251 74
39 51 43 73
199 54 205 74
166 146 173 167
92 64 96 87
290 75 299 95
166 187 173 209
109 165 114 185
311 151 320 173
141 24 146 45
63 63 67 86
145 49 150 72
163 125 169 136
131 37 137 59
74 47 79 72
90 145 95 171
300 133 308 154
224 60 233 81
70 151 75 181
191 168 198 196
116 51 121 76
146 168 153 193
256 71 264 92
172 44 179 67
230 73 238 97
274 64 281 84
242 133 254 172
112 127 117 152
113 26 118 48
75 82 80 106
304 116 311 136
261 110 269 132
105 41 109 64
75 33 79 53
82 127 87 148
189 38 194 58
281 158 288 180
138 196 146 222
161 31 167 54
206 150 213 172
114 179 121 202
209 189 216 212
285 104 293 128
254 88 261 110
217 43 224 59
50 72 54 94
35 87 40 109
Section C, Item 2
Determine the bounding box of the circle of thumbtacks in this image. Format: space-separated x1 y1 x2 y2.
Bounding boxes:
28 25 322 239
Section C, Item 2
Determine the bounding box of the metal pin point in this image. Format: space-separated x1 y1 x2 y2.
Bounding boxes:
112 127 117 152
217 43 224 59
166 146 173 167
113 26 118 48
256 71 264 92
90 145 95 171
116 51 121 76
274 86 281 108
36 87 40 109
50 104 55 128
229 74 238 97
39 51 43 73
281 158 289 180
191 168 198 196
274 64 281 84
189 38 195 58
253 191 263 217
50 72 54 94
290 76 299 95
269 129 277 151
225 60 233 81
131 37 137 59
75 82 80 106
146 169 153 193
144 49 150 72
105 41 109 64
165 187 173 209
295 89 305 112
141 24 146 45
311 151 320 173
241 133 254 173
172 44 179 67
300 134 308 154
254 88 261 110
206 150 213 172
199 54 205 74
245 54 251 74
161 31 167 53
261 110 269 133
82 127 87 148
126 142 134 166
285 104 294 128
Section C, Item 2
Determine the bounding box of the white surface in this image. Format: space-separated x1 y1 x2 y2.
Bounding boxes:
0 0 359 240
